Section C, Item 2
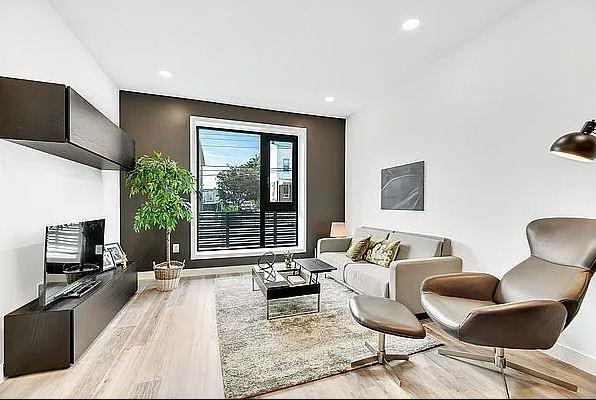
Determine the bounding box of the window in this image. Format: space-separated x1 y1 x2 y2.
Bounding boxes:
267 139 295 205
190 117 306 259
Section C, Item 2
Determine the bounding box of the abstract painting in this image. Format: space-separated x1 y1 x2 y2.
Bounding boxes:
381 161 425 210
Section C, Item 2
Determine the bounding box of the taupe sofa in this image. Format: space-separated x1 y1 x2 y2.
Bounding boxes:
317 226 462 314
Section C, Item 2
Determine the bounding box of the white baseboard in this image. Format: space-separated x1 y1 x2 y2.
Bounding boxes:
543 343 596 376
137 264 251 280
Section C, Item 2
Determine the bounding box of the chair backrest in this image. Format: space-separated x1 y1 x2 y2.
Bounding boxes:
495 218 596 325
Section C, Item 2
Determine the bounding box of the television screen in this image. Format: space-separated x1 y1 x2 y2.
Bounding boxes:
42 219 105 306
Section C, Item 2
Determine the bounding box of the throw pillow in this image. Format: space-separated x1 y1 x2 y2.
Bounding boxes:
364 239 400 267
346 236 371 261
363 237 385 261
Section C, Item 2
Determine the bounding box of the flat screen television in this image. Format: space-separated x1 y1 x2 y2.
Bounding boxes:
42 219 105 306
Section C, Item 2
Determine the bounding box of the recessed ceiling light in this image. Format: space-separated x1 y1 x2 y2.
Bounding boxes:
324 96 335 102
158 70 173 78
402 18 420 31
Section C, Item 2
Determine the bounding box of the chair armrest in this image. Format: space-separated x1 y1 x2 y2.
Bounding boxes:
389 256 463 314
317 237 352 254
421 272 499 301
459 300 568 349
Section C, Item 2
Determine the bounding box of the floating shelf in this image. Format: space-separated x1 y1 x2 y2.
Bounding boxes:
0 76 135 170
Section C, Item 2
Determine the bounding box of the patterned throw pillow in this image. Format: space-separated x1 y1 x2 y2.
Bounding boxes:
346 236 371 261
364 239 400 267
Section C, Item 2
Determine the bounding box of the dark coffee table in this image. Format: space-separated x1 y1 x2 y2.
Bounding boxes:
294 258 337 281
251 258 336 320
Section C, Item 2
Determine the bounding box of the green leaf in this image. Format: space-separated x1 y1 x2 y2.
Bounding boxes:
126 152 197 236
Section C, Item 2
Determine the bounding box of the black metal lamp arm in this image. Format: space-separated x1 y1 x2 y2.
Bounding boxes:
581 119 596 134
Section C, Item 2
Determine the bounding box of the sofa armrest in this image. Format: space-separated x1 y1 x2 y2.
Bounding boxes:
317 237 352 255
421 272 499 301
389 256 463 314
459 300 567 349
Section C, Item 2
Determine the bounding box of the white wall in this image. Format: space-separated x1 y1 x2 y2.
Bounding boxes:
0 0 120 367
346 0 596 373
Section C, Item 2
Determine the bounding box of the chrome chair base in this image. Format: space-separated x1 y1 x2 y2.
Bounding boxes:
438 347 578 399
350 332 409 386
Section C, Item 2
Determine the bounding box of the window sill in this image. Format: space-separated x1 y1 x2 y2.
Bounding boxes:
190 246 306 260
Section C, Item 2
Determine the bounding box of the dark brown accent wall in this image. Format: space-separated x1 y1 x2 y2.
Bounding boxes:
119 91 345 271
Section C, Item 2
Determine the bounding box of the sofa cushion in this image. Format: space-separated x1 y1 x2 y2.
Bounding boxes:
318 252 365 282
389 231 444 260
344 263 390 298
353 227 391 242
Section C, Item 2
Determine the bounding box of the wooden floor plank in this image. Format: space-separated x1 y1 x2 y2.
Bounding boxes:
0 276 593 399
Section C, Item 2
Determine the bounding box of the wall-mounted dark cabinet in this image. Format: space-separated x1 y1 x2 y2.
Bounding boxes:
0 76 135 170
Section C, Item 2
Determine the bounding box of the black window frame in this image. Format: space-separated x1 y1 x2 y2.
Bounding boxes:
196 127 298 251
260 133 298 213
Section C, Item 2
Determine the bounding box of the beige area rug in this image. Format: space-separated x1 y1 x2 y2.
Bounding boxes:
214 274 442 398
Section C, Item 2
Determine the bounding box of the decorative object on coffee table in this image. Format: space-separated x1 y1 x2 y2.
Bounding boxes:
287 274 306 285
257 251 277 282
283 251 293 267
126 152 195 291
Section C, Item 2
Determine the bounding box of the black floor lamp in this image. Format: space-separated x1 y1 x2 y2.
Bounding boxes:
550 119 596 162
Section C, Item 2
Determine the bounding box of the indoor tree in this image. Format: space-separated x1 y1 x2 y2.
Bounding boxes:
126 152 195 268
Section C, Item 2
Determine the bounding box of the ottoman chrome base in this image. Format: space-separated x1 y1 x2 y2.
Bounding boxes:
350 332 410 386
348 295 427 388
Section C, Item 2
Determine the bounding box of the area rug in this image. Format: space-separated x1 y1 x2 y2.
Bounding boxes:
214 274 442 398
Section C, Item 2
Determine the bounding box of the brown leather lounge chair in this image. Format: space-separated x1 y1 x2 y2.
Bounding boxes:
421 217 595 398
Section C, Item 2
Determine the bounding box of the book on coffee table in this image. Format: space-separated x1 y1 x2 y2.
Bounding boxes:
287 275 306 285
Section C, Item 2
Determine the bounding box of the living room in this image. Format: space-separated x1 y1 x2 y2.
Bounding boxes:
0 0 595 399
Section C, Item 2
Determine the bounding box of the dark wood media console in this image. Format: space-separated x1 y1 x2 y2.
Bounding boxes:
3 262 137 377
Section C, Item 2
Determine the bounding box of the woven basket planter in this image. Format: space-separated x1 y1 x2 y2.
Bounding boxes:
153 260 185 291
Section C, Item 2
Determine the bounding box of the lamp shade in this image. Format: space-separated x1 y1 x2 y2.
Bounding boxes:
330 222 347 238
550 120 596 162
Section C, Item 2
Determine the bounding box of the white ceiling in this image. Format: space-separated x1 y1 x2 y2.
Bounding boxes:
49 0 524 118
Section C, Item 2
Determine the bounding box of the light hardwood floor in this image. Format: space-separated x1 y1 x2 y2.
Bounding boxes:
0 276 594 399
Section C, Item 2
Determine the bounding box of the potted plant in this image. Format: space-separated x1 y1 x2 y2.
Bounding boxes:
283 251 294 268
126 152 195 291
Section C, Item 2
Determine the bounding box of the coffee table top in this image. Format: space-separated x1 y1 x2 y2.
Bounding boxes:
251 264 291 289
294 258 337 274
